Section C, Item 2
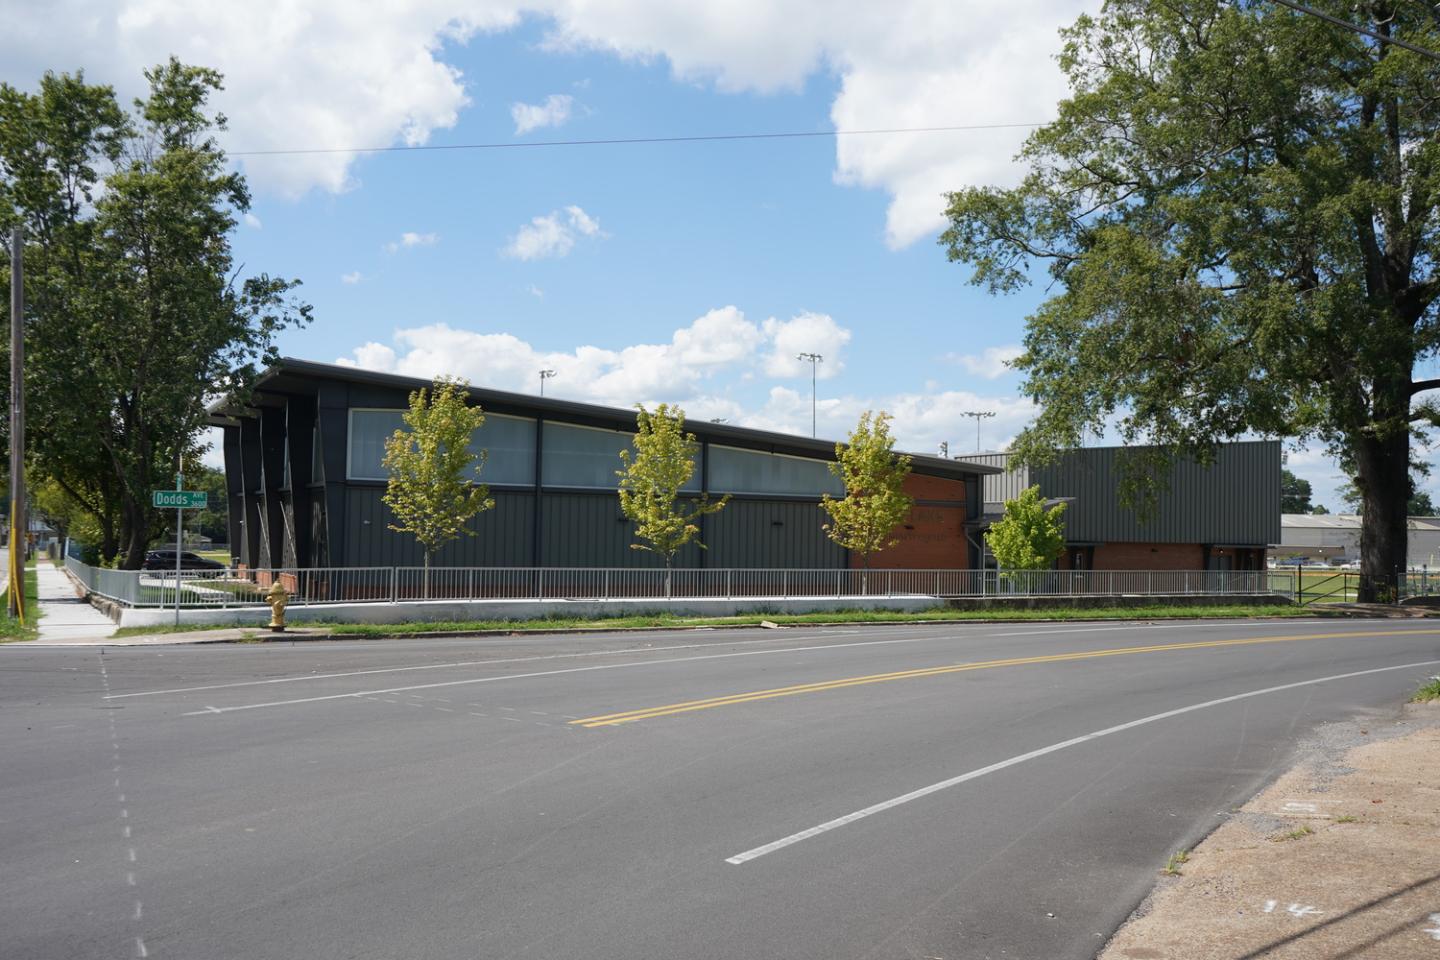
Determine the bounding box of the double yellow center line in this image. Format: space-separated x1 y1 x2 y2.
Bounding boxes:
570 628 1440 728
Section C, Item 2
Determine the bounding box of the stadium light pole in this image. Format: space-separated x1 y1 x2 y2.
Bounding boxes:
538 369 556 397
796 353 823 437
960 410 995 452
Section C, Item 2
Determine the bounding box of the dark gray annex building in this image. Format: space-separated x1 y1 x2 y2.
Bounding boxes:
959 442 1282 572
210 359 996 571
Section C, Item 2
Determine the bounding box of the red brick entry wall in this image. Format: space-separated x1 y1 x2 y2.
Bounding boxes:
1057 543 1268 571
1063 542 1204 570
852 474 969 569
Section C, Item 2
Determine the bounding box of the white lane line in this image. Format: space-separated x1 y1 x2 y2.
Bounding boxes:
724 658 1440 865
105 633 908 699
104 618 1342 700
181 620 1414 717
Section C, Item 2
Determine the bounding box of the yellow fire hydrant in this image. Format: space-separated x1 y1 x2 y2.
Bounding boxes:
266 580 289 632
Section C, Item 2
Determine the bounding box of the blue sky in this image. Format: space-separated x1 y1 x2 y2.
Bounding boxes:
3 0 1432 510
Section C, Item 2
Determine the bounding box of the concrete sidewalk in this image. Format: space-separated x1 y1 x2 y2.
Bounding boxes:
32 559 118 642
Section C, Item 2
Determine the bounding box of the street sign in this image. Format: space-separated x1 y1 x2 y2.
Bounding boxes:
153 490 207 509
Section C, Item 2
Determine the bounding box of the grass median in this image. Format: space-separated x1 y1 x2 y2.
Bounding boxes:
0 562 42 643
312 603 1320 638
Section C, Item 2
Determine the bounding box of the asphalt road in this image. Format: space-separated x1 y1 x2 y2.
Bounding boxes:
3 618 1439 960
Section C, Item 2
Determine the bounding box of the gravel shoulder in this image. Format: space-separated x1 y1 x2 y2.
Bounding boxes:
1099 700 1440 959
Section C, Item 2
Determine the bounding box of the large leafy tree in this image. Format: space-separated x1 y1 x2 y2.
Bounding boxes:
941 1 1440 600
382 377 494 574
820 410 914 581
0 61 310 567
616 403 728 595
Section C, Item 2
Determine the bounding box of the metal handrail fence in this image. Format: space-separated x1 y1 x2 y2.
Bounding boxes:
62 556 1294 608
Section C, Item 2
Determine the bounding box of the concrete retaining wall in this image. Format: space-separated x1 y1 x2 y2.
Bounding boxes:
942 594 1293 612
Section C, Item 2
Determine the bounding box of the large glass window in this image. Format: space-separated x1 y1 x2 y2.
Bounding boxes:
474 414 537 485
542 422 699 490
708 445 842 497
348 409 537 485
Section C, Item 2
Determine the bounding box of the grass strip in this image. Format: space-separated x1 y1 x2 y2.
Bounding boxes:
1410 677 1440 702
318 603 1320 638
0 562 43 643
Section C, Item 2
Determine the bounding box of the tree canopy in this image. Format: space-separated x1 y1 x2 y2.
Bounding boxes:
985 485 1068 571
616 404 727 586
820 411 914 568
382 377 493 568
1281 469 1313 514
941 0 1439 598
0 61 310 567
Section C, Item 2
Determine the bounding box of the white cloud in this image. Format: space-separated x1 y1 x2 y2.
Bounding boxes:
503 205 603 260
511 93 575 135
532 0 1085 247
0 2 1085 244
242 211 262 229
0 2 522 198
745 384 1035 452
336 306 775 408
385 231 439 254
946 345 1022 380
332 305 1033 450
762 312 852 378
341 271 363 284
527 284 544 298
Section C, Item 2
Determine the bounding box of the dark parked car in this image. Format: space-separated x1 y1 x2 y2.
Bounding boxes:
142 550 226 572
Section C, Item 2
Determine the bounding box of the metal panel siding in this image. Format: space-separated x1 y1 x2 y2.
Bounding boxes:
955 453 1029 508
1030 441 1280 545
343 488 535 566
541 493 698 568
706 500 845 569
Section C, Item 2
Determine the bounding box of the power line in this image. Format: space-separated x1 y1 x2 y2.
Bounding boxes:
226 121 1047 158
1267 0 1440 61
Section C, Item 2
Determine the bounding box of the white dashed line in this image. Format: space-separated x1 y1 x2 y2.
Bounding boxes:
99 654 150 958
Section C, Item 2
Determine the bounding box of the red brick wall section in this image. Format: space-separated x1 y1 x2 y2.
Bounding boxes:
851 474 970 569
1086 542 1204 570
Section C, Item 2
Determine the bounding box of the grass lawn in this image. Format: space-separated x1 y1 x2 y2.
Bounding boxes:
0 561 42 642
319 603 1321 637
109 602 1320 639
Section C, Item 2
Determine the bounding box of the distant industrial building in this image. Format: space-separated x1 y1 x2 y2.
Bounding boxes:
209 360 995 571
1273 514 1440 569
958 442 1281 571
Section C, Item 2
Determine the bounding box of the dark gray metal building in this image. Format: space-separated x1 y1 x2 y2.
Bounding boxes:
959 442 1282 571
210 359 995 570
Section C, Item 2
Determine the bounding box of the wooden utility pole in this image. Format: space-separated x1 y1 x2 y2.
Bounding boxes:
9 227 25 620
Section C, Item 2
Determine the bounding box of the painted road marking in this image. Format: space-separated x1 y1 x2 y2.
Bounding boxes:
109 618 1332 700
574 629 1440 727
170 635 1076 715
723 659 1440 865
182 624 1440 718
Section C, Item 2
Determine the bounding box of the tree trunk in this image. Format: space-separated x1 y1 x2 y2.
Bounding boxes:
98 513 118 565
423 551 431 600
119 495 149 570
1355 430 1409 603
664 556 672 600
